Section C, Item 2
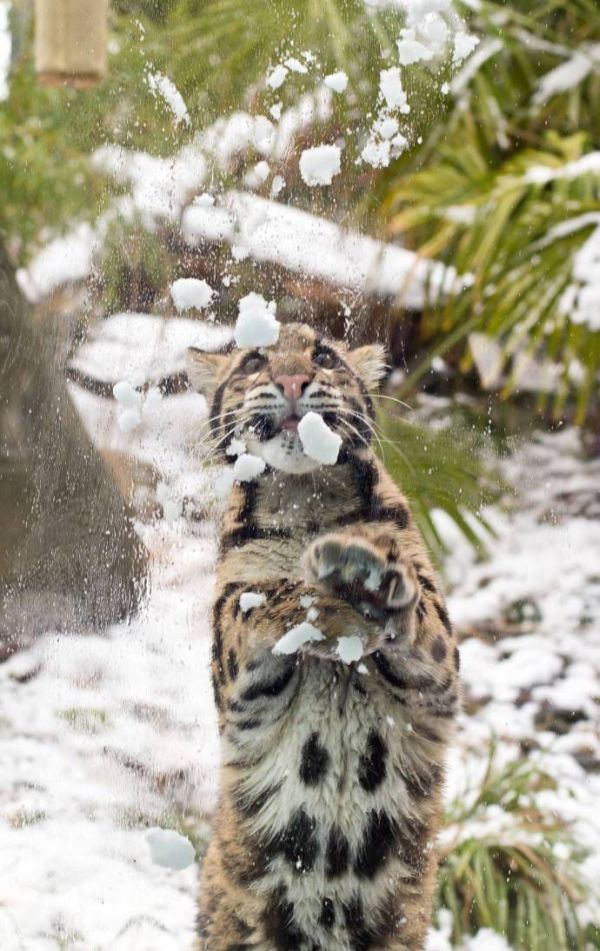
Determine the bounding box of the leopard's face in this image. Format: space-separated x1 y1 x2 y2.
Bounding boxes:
187 322 386 474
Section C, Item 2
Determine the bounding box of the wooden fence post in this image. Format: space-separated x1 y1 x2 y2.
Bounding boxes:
35 0 108 87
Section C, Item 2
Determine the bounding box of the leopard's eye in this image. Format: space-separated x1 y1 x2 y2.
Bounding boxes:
241 353 266 374
314 349 338 369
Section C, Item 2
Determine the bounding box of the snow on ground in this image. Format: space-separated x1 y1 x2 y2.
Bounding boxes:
1 314 599 946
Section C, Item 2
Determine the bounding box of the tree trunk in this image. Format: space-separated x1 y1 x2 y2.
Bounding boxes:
0 245 146 658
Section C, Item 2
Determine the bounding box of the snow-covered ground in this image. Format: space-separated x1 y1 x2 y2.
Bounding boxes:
1 318 599 948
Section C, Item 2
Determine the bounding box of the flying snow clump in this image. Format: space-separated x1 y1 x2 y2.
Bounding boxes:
145 828 195 870
240 591 267 613
298 412 342 465
397 28 434 65
146 70 190 125
299 144 342 186
113 380 142 432
234 292 280 347
337 636 364 664
233 454 267 482
361 139 391 169
379 68 410 113
273 622 325 655
267 64 288 89
171 277 214 312
324 71 348 93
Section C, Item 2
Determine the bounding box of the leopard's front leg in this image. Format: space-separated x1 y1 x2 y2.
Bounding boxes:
303 526 460 720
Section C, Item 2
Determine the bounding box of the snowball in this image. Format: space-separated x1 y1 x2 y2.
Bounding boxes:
273 622 325 655
392 133 409 154
145 828 195 870
113 380 142 409
379 68 410 113
299 145 342 187
285 57 308 74
253 160 270 182
267 64 288 89
453 31 479 64
337 635 363 664
171 277 214 312
117 408 141 433
226 436 247 457
397 29 434 65
361 139 391 168
231 244 250 261
324 71 348 93
269 101 282 120
298 412 342 465
233 453 266 482
235 292 280 348
299 595 315 608
374 116 399 139
239 591 266 613
306 606 319 622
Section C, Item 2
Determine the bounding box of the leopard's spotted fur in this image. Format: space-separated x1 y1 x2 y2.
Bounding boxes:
187 324 460 950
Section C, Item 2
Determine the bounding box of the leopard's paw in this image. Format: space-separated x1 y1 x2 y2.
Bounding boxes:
303 533 418 618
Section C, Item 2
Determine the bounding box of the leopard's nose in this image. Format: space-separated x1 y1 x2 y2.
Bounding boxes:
275 374 311 401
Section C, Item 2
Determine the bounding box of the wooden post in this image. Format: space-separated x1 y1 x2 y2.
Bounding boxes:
35 0 108 87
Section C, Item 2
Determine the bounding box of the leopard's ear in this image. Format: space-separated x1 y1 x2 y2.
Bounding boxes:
347 344 388 391
186 348 228 401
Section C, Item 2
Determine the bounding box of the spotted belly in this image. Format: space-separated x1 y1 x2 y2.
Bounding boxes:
227 659 426 949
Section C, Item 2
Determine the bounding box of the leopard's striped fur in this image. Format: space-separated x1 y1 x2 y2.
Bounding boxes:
187 324 460 950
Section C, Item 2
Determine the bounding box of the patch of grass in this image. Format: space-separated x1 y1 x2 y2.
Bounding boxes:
57 707 111 734
437 750 591 950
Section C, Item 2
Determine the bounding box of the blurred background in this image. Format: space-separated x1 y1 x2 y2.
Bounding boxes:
1 1 600 948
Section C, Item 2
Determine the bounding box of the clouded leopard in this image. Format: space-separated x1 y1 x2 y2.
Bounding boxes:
187 322 460 950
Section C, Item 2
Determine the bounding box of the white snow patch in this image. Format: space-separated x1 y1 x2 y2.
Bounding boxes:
337 635 363 664
233 453 266 482
298 412 342 465
239 591 267 613
270 174 285 197
273 622 325 655
171 277 214 312
324 70 348 93
145 828 195 870
193 192 215 208
533 50 596 105
146 70 190 125
234 292 280 347
379 67 410 112
299 144 342 186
